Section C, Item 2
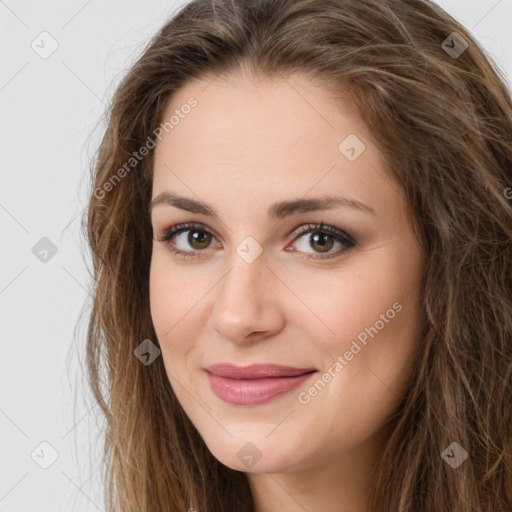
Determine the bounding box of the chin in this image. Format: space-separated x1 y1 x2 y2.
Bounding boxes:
200 432 302 473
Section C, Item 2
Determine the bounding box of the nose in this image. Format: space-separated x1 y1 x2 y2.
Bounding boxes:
207 255 285 344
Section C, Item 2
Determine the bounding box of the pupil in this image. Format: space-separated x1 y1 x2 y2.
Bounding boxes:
189 230 210 248
311 232 333 253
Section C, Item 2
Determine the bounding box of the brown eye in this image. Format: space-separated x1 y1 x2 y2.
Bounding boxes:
155 222 220 259
308 232 334 253
289 222 356 260
187 229 213 250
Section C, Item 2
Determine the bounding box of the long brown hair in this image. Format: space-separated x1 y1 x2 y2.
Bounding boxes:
82 0 512 510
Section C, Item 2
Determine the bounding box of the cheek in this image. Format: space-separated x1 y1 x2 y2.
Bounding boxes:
149 256 190 365
361 290 423 393
149 254 212 376
149 253 204 335
284 260 401 349
149 256 173 335
292 253 422 402
315 285 422 424
302 297 421 453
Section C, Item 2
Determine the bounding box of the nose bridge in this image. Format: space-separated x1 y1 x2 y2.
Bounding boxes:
208 250 282 341
218 251 266 311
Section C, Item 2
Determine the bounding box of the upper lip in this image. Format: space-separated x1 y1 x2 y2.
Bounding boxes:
204 363 317 379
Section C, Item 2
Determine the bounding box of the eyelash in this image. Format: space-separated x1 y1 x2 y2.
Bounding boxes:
155 221 356 260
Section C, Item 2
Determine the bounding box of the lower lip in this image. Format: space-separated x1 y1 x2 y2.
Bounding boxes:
206 371 316 406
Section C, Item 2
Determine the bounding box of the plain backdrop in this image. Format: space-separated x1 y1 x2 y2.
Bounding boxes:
1 1 511 510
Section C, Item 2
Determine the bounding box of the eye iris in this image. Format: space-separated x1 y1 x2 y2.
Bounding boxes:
189 229 211 249
310 231 333 253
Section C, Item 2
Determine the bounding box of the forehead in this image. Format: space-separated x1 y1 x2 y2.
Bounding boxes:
151 72 402 225
158 71 366 152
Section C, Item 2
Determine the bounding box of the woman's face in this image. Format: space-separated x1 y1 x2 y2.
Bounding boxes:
149 72 425 476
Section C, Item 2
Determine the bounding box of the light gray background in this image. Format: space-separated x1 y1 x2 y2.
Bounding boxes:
1 1 511 510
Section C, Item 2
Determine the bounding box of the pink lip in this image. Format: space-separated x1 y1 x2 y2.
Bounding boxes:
204 363 317 405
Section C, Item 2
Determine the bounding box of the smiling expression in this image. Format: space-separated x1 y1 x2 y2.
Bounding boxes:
149 71 425 474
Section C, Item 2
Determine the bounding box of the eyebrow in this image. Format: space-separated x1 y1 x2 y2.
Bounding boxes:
149 192 375 220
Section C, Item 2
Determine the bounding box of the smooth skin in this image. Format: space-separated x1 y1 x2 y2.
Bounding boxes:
149 70 425 512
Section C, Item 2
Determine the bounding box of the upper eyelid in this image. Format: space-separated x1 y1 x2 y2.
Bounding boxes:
160 222 220 240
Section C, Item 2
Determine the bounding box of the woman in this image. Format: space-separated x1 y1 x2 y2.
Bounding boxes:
83 0 512 510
